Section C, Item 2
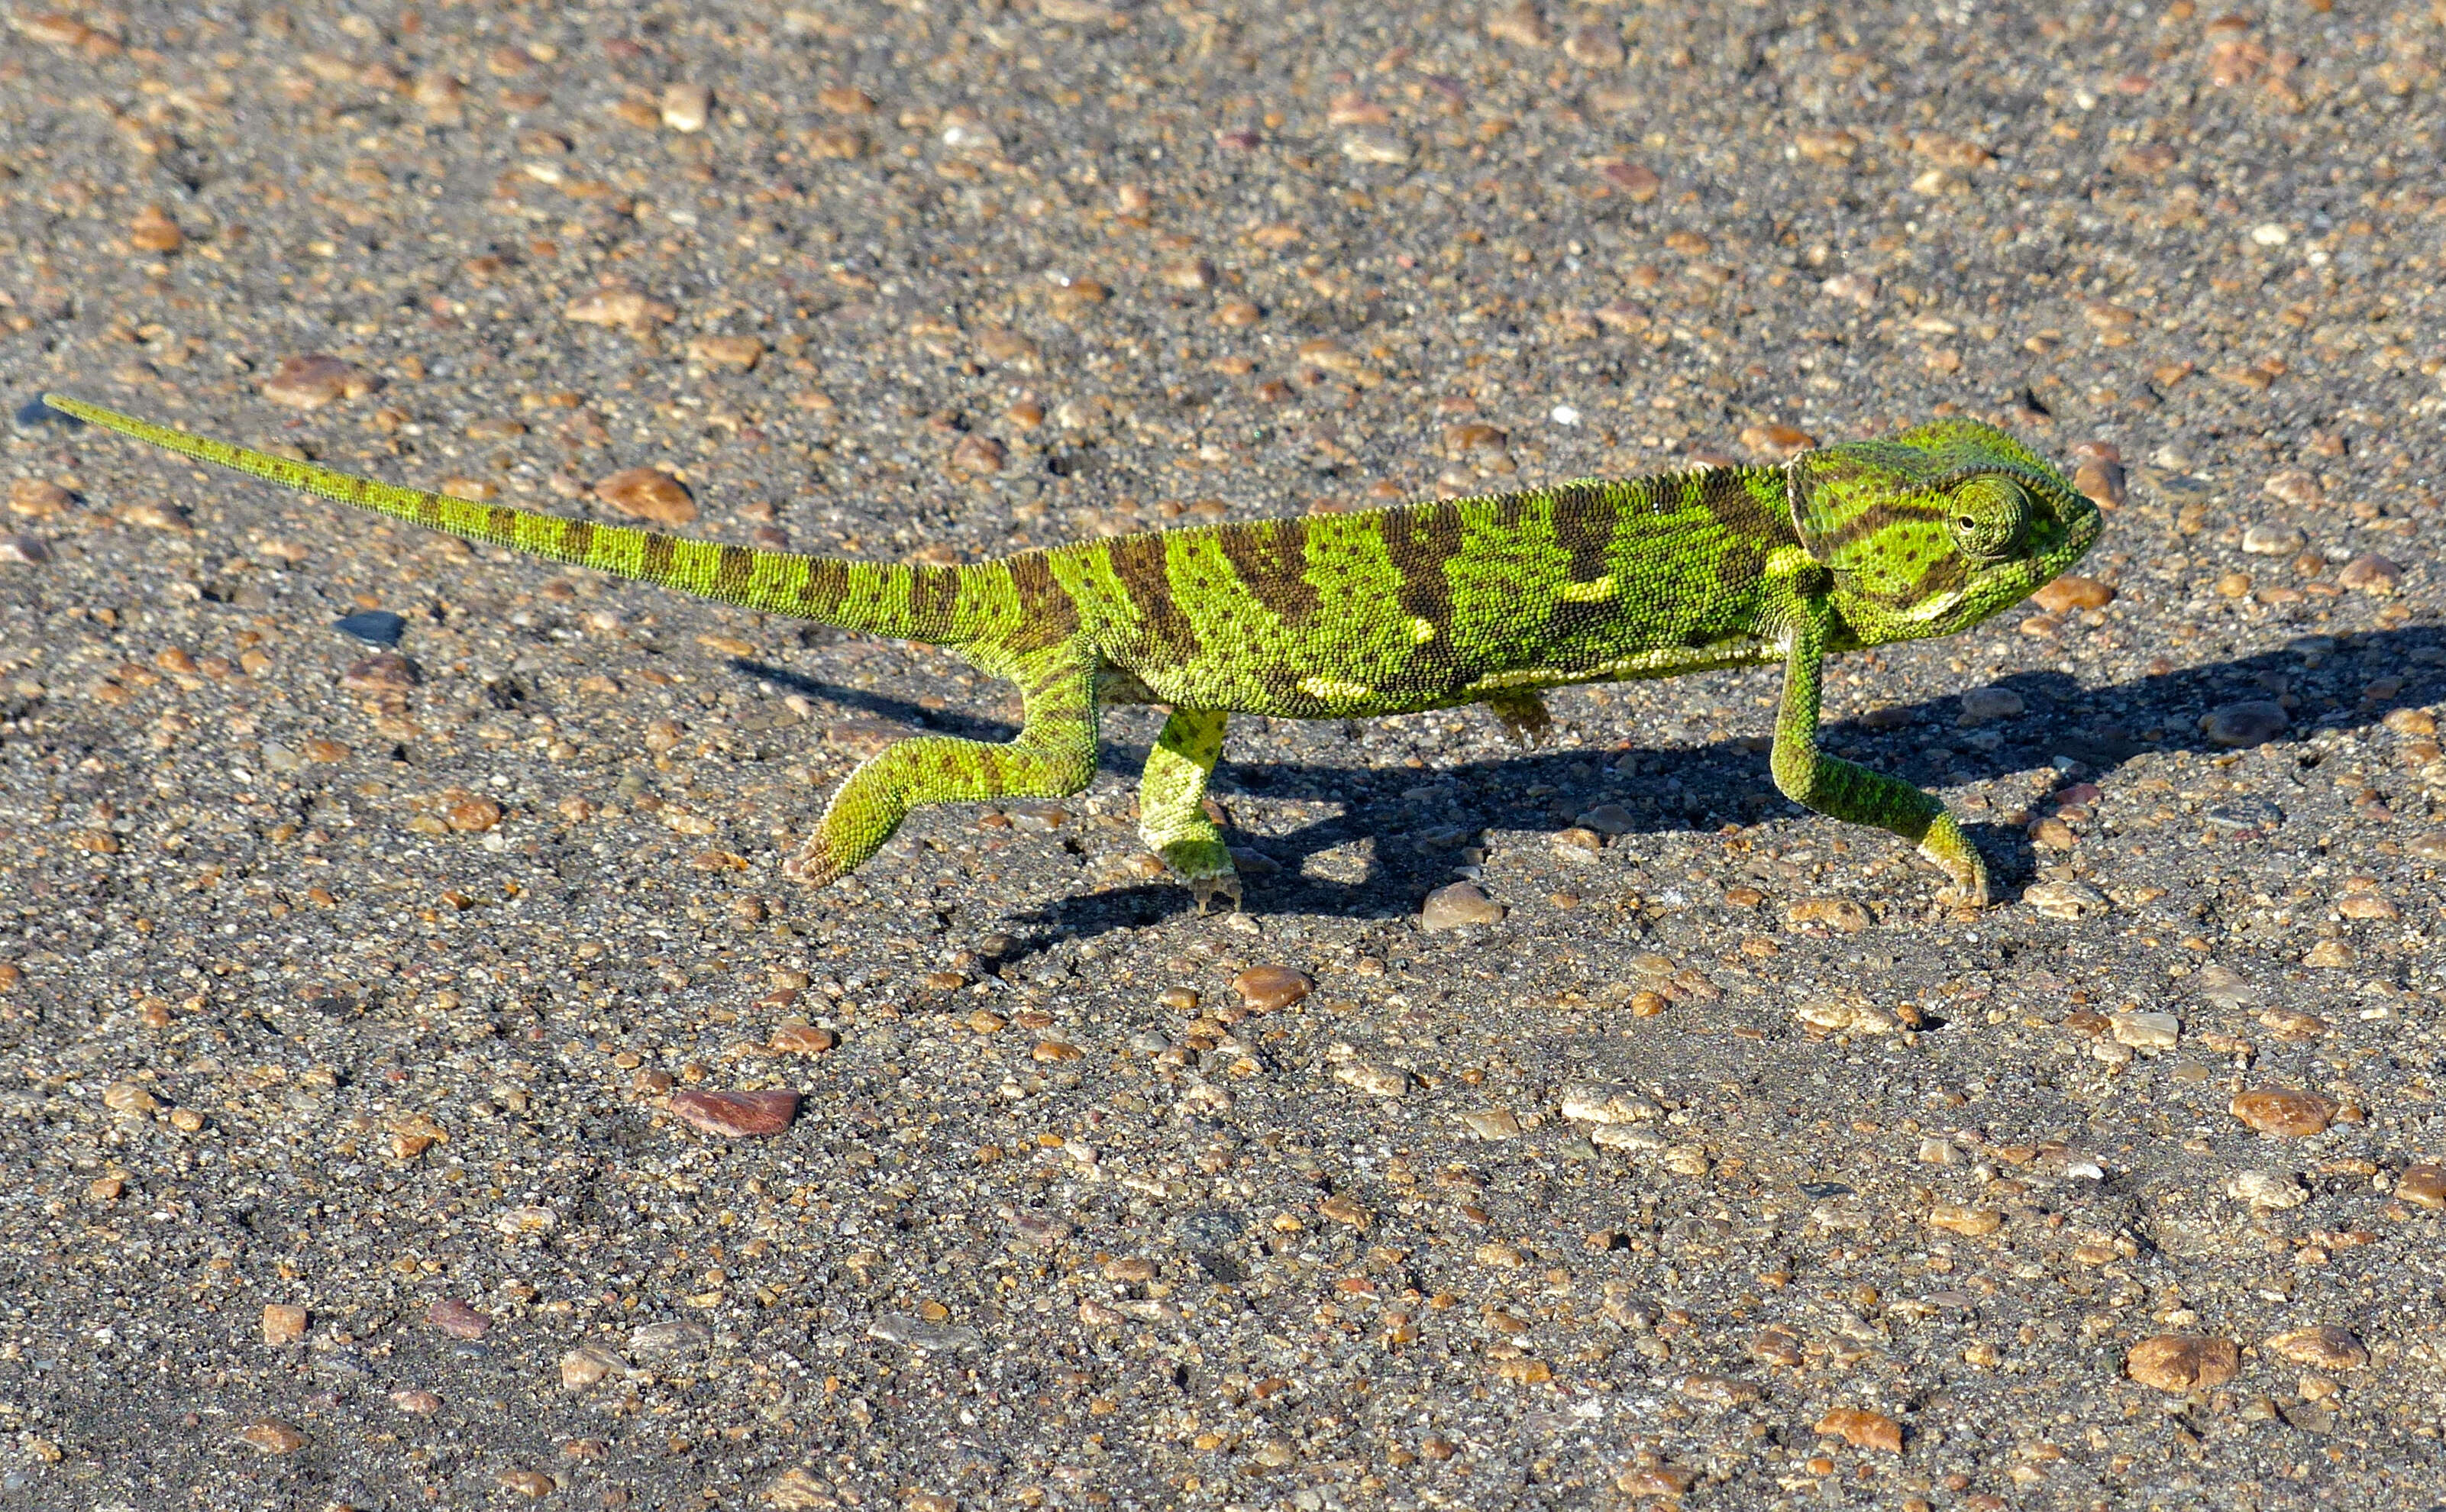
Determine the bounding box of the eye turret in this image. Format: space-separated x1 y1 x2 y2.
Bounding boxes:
1947 476 2031 559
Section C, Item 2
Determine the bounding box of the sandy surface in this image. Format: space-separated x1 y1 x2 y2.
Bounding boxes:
3 1 2444 1507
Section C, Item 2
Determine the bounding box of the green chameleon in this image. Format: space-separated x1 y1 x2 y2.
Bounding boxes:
45 394 2098 912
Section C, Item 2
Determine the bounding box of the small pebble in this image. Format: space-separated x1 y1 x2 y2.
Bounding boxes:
260 354 377 410
2241 522 2307 556
1785 897 1871 932
2031 575 2114 612
234 1420 307 1455
2393 1164 2444 1210
629 1320 711 1357
2227 1169 2307 1210
1420 882 1504 931
2265 1327 2366 1371
1574 803 1636 835
1927 1204 2002 1237
593 467 696 527
2126 1335 2239 1392
1231 965 1312 1011
261 1304 309 1346
2201 700 2288 748
426 1299 492 1339
565 286 678 332
0 534 50 565
1814 1407 1903 1453
1956 686 2024 724
497 1469 556 1499
2335 554 2402 595
669 1087 800 1137
661 82 711 132
2109 1011 2179 1050
687 334 764 371
1334 1061 1410 1097
334 609 406 647
769 1023 838 1055
2230 1087 2334 1138
129 204 184 253
8 478 69 517
560 1346 627 1389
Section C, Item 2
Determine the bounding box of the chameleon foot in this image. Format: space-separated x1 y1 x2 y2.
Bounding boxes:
1158 839 1242 913
781 844 847 889
1924 845 1990 910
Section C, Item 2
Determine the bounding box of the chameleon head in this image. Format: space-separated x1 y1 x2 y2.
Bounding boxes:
1785 418 2102 645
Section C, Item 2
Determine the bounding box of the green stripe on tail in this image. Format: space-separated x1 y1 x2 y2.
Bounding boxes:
42 393 980 645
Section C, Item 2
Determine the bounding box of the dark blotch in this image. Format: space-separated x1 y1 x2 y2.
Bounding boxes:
334 610 406 647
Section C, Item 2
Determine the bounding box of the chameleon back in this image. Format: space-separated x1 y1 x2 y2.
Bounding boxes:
1049 465 1798 718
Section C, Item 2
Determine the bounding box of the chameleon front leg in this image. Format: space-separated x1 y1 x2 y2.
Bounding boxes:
1137 708 1240 913
1769 598 1990 908
786 647 1100 887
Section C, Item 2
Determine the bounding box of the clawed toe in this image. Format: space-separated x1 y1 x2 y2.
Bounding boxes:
1189 871 1244 915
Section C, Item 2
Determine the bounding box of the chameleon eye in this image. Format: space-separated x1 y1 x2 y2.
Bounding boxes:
1947 477 2030 558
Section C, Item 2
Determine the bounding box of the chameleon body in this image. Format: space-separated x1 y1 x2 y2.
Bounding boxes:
44 395 2099 910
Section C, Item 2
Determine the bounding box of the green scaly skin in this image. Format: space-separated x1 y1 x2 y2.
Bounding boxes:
44 395 2100 912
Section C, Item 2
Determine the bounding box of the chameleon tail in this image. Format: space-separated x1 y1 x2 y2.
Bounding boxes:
41 393 981 646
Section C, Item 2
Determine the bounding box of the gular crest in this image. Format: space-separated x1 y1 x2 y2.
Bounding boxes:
1785 418 2099 643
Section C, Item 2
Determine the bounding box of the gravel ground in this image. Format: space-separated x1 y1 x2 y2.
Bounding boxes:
4 1 2445 1507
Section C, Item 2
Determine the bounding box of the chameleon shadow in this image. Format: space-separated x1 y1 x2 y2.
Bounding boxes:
990 620 2444 951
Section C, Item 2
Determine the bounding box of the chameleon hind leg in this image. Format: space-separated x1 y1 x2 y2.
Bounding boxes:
786 648 1100 887
1137 708 1239 912
1770 599 1989 908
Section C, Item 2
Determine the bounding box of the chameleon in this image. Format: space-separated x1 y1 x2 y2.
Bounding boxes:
43 393 2099 912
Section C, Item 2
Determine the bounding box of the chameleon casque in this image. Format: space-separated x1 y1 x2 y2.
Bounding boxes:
45 395 2099 912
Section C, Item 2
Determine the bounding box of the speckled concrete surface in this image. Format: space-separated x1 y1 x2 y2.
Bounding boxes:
3 2 2445 1508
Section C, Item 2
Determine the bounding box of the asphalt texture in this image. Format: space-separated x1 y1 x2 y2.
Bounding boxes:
3 2 2445 1508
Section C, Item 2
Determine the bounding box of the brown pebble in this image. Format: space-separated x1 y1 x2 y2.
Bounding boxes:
497 1468 557 1499
593 467 696 527
1750 1326 1803 1367
1674 1375 1762 1407
2074 457 2128 509
768 1023 838 1055
1420 881 1504 931
670 1088 800 1136
947 435 1007 477
1231 965 1313 1012
2231 1087 2334 1138
234 1420 306 1455
8 478 69 518
2265 1326 2367 1371
1031 1040 1084 1063
565 286 677 332
261 1304 308 1346
426 1298 491 1339
1814 1407 1904 1453
2396 1163 2445 1210
1738 423 1815 459
661 81 711 132
445 794 503 832
2336 554 2402 595
390 1390 443 1413
2031 575 2114 612
342 653 419 693
129 204 184 254
1927 1203 2002 1236
2125 1335 2239 1392
1785 897 1872 933
261 354 377 410
687 334 764 371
